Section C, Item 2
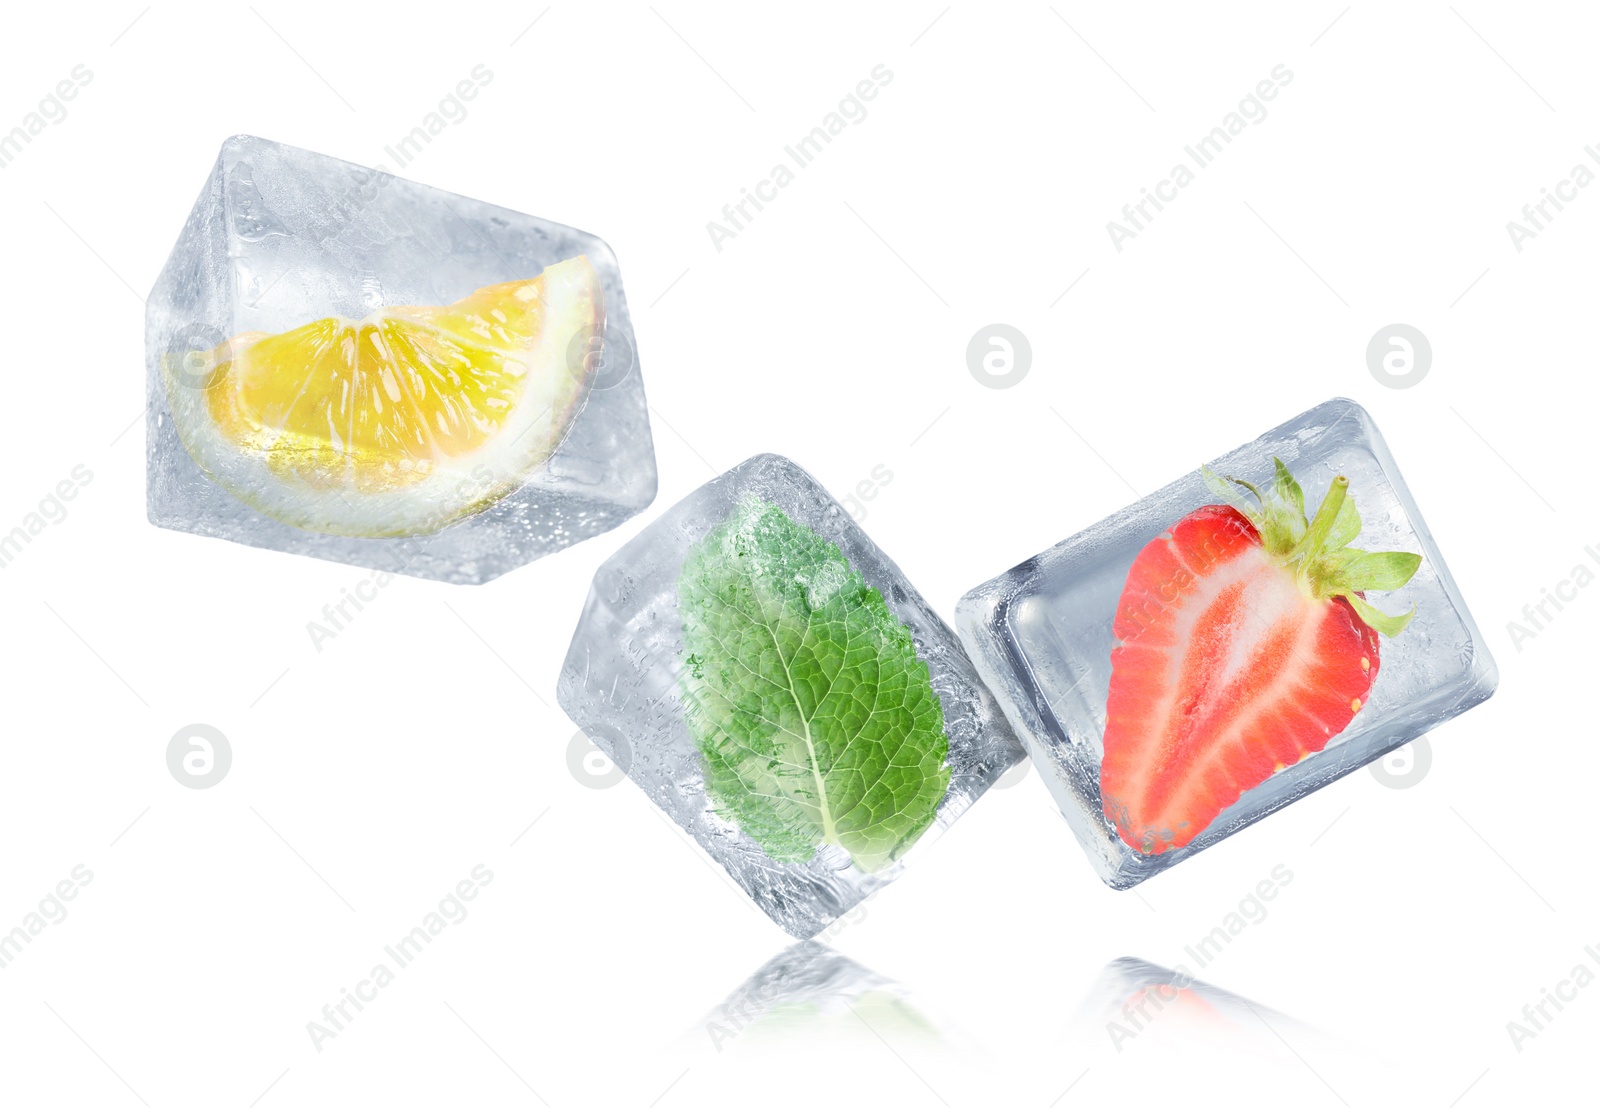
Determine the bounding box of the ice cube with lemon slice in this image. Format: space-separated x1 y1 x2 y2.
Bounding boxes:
146 135 656 584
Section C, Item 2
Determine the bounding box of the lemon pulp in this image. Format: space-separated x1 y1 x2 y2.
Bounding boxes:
165 255 602 537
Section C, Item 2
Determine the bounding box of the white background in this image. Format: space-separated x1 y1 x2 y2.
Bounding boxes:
0 2 1592 1110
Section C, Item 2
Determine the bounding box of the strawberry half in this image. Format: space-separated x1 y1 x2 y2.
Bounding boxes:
1099 458 1422 855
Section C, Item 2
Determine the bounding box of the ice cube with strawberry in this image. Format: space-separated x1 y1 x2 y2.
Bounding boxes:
1100 458 1422 855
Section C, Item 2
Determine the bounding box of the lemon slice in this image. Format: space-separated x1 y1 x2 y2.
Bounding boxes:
164 255 603 537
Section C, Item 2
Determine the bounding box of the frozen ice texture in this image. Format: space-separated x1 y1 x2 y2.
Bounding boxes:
557 454 1024 938
956 399 1498 888
145 134 656 584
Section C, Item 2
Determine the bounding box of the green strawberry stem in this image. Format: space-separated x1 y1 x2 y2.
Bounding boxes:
1201 458 1423 639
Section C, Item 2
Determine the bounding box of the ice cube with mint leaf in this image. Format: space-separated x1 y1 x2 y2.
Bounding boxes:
557 454 1024 937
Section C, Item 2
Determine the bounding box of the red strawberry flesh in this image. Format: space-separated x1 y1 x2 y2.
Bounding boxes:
1100 481 1400 856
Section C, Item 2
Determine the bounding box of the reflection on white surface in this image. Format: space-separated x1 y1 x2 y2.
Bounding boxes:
702 941 938 1050
1077 956 1320 1055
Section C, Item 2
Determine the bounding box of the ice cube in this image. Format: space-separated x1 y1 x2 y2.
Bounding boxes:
557 454 1024 937
956 398 1497 888
145 135 656 584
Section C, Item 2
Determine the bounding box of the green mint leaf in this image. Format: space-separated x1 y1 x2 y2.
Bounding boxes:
677 497 951 873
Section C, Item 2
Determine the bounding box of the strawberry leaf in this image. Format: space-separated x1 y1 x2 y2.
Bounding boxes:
1272 456 1306 523
677 497 951 874
1340 550 1423 592
1202 464 1244 509
1326 495 1362 550
1345 593 1417 638
1287 475 1349 562
1225 458 1424 644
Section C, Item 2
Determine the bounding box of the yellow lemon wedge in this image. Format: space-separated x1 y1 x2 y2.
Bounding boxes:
164 255 603 537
